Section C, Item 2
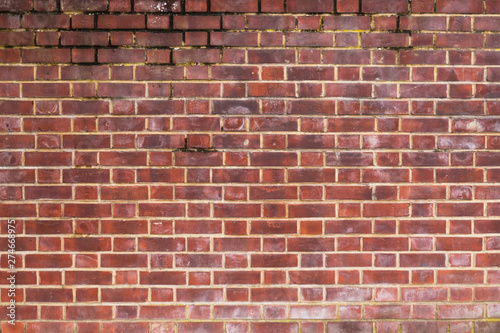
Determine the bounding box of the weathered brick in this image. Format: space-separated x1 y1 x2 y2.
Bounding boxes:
436 0 483 13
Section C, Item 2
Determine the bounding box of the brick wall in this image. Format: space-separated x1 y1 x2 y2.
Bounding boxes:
1 0 500 332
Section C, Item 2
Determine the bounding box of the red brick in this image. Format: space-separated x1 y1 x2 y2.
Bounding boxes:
23 14 69 29
438 305 483 319
173 15 220 30
185 0 207 11
23 83 70 98
365 305 411 319
98 83 145 97
437 203 484 217
0 49 20 63
134 0 181 12
64 204 111 218
248 15 294 29
252 288 298 302
288 204 335 218
61 32 108 46
363 271 409 284
336 0 358 12
289 270 335 284
326 254 371 268
287 0 332 12
436 0 483 13
290 305 336 319
65 271 112 285
135 32 182 47
60 0 106 10
436 33 483 48
363 0 408 13
66 306 112 320
98 15 145 29
211 0 257 12
287 32 333 47
172 49 220 63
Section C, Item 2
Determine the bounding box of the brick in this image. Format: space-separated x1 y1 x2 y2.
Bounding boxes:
437 203 484 217
61 0 107 10
400 84 447 98
287 0 333 12
438 305 483 319
248 15 294 29
174 15 220 29
288 100 335 115
289 270 335 284
212 66 258 80
361 33 409 47
290 305 336 319
325 17 369 30
401 16 446 30
0 49 20 63
286 32 333 47
401 254 447 267
23 14 70 29
327 322 372 333
402 118 449 132
0 204 36 217
98 83 145 97
363 67 409 81
61 32 108 46
248 49 295 63
436 33 483 48
327 254 371 267
185 0 207 11
136 32 182 46
401 50 446 65
364 203 409 217
0 0 32 11
288 66 335 81
97 49 138 63
436 169 483 182
214 203 260 218
25 254 72 268
365 305 411 319
436 0 483 13
260 0 283 12
212 32 259 47
66 306 113 320
253 288 297 302
134 0 181 12
211 0 258 12
363 0 408 13
98 15 145 29
23 83 70 98
173 49 220 63
0 67 32 83
437 101 484 115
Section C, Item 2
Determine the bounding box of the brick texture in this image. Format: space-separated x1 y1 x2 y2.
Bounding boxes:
1 0 500 331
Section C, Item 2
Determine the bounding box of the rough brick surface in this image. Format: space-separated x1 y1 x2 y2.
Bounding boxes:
0 0 499 331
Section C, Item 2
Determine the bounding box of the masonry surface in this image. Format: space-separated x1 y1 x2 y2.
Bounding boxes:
1 0 500 332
